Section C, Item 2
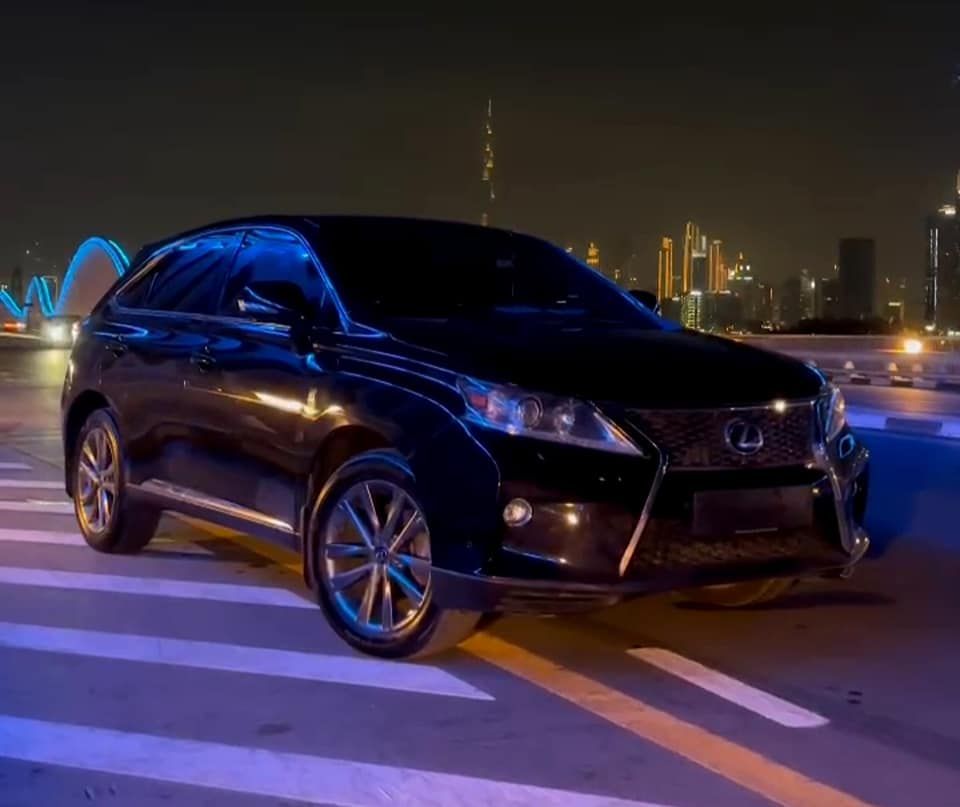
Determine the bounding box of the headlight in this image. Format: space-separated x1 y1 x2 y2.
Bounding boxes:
821 386 847 442
458 377 641 455
43 323 67 345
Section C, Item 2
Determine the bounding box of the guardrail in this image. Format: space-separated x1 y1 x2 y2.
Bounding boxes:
738 335 960 390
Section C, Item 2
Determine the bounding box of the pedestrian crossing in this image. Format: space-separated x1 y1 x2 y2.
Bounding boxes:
0 456 672 807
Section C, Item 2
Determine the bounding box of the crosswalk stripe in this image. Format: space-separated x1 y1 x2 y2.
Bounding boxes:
0 621 493 700
0 528 212 556
0 566 314 608
0 715 665 807
628 648 828 729
0 479 63 489
0 500 73 514
0 462 32 471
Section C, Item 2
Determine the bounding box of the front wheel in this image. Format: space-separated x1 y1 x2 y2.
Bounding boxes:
73 409 159 554
679 577 797 607
309 452 481 658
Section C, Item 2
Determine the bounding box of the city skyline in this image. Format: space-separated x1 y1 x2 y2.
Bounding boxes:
3 5 960 319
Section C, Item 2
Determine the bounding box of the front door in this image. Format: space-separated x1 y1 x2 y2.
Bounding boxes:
192 228 342 540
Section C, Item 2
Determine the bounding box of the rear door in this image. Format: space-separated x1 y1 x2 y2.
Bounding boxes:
195 227 342 541
99 232 240 490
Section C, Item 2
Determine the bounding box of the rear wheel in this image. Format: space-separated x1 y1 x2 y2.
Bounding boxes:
73 409 159 554
680 577 797 607
310 453 481 658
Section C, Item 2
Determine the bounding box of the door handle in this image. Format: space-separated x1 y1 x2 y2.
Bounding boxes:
190 352 216 373
105 340 127 358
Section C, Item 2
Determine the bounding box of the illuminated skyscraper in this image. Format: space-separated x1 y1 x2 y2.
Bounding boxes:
480 99 495 226
708 239 725 291
681 290 703 330
657 237 674 299
586 242 601 270
691 235 708 291
681 221 699 294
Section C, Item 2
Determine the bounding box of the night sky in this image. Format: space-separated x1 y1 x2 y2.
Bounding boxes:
3 2 960 312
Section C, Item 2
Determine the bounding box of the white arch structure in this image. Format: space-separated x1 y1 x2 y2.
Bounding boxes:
0 238 130 322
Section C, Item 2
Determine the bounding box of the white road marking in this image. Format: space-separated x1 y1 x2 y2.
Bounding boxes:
0 621 493 701
0 479 62 489
0 462 32 471
0 566 314 609
0 500 73 514
628 647 829 729
0 528 212 556
0 715 666 807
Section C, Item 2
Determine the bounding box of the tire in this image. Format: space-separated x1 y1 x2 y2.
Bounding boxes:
72 409 159 554
308 450 482 659
679 577 797 608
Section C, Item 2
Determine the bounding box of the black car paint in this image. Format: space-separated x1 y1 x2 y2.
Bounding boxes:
63 216 868 611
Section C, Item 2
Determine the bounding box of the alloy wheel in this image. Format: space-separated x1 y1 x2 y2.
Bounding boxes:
76 426 119 535
320 480 432 640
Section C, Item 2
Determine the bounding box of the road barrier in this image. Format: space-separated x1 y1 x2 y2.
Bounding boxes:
738 335 960 391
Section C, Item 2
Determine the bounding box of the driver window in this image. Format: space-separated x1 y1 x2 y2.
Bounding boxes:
220 229 335 326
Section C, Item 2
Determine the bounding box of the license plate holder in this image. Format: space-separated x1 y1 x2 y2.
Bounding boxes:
692 486 813 537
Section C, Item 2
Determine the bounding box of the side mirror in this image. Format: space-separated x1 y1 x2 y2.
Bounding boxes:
629 289 661 315
236 282 310 325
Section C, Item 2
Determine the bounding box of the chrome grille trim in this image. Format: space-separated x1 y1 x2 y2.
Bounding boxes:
617 448 667 577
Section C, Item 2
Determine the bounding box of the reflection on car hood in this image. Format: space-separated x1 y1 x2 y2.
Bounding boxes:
380 318 824 408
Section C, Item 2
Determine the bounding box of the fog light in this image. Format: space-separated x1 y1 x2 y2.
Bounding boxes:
503 498 533 527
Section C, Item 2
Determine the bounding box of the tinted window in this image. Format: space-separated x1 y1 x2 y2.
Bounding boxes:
310 221 661 329
220 229 334 324
143 233 239 314
115 262 158 309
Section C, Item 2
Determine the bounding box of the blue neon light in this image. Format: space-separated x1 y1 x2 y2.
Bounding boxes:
0 237 130 321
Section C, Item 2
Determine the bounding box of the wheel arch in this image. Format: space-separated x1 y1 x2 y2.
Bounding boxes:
63 389 114 495
301 425 398 586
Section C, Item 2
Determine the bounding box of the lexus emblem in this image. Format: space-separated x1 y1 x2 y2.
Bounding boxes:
724 419 764 456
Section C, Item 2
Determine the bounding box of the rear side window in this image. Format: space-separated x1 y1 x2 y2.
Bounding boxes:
220 229 336 325
115 264 157 308
122 233 239 314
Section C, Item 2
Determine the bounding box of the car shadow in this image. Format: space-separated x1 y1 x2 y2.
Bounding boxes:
673 587 895 612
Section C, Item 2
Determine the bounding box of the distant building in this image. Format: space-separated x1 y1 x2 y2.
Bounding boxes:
816 274 842 319
657 237 674 299
660 296 683 322
883 276 907 328
681 221 699 294
800 269 816 320
708 239 725 291
701 290 740 332
837 238 876 320
778 275 804 328
756 282 775 325
691 235 708 291
480 99 495 226
585 242 601 270
926 199 960 329
681 290 703 330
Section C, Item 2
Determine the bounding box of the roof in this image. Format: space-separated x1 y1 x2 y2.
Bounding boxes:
130 215 526 266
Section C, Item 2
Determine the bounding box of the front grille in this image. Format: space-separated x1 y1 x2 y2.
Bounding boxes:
626 403 816 470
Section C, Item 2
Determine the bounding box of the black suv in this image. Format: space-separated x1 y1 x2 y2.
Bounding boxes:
62 216 870 658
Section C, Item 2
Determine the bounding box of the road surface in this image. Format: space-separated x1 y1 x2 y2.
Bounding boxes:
1 346 960 805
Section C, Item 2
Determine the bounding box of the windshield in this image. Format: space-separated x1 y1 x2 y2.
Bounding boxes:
310 220 663 329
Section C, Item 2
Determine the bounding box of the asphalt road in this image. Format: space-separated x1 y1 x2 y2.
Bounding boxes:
2 346 960 805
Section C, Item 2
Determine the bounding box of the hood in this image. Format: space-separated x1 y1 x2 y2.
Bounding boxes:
378 317 824 408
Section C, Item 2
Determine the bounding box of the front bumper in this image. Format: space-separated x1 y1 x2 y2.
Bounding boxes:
430 423 870 614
